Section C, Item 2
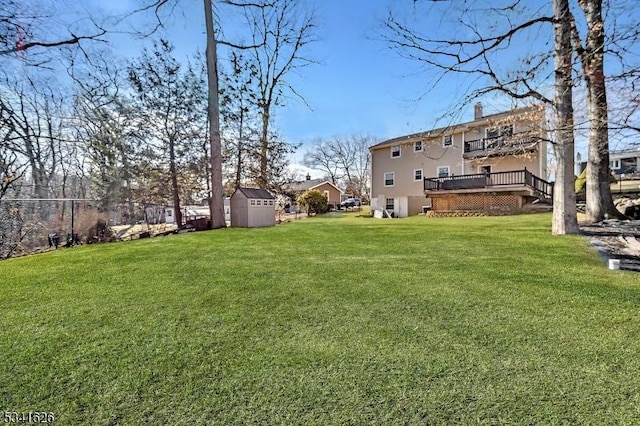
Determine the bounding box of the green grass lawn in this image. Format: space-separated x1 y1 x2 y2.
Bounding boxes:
1 213 639 424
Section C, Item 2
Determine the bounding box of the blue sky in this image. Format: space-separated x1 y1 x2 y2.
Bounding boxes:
81 0 557 177
79 0 640 175
89 0 500 145
265 0 441 143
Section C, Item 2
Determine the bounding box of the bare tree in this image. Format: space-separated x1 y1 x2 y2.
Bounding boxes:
244 0 318 188
571 0 621 222
303 139 344 184
0 200 28 259
0 68 83 256
303 135 373 201
344 135 373 202
0 0 107 62
602 1 640 138
552 0 580 234
185 0 282 228
0 148 27 201
0 77 63 200
219 51 260 191
0 114 29 259
202 0 226 228
72 69 138 219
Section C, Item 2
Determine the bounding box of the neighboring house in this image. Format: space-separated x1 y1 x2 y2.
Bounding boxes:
182 205 213 230
186 200 231 225
144 202 230 229
285 174 344 210
579 147 640 178
230 188 276 228
370 103 550 217
579 147 640 195
145 205 176 225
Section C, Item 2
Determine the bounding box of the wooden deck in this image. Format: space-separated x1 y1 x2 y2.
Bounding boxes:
423 169 553 214
424 169 553 199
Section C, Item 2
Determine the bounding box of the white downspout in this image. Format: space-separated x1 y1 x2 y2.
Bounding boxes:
461 131 465 175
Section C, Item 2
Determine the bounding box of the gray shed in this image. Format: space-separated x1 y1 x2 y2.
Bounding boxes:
230 188 276 228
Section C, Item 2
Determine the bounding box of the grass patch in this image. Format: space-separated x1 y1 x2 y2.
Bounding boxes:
1 213 640 424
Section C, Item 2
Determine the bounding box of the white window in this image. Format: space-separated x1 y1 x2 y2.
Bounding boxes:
414 169 423 181
486 124 513 138
385 198 395 210
610 159 621 169
443 135 453 147
269 200 274 206
166 210 172 217
384 172 395 187
323 190 330 201
256 200 261 206
479 165 492 174
391 145 401 158
486 127 500 138
250 199 256 206
414 140 423 152
437 166 450 178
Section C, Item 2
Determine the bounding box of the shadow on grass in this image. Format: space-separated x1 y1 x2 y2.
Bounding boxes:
319 212 344 218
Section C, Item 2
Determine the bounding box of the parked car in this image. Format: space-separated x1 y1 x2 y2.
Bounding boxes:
341 198 361 208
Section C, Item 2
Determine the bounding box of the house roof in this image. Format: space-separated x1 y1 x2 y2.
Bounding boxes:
610 147 640 158
287 179 344 194
369 105 542 151
234 187 275 199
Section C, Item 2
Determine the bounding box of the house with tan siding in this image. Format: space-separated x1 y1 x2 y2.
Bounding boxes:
285 175 344 210
369 104 550 217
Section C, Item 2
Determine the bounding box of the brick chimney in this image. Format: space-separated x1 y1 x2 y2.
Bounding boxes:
474 102 483 120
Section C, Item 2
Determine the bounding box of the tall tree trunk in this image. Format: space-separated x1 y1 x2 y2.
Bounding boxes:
235 102 244 189
204 0 226 229
117 141 134 223
169 137 182 228
579 0 619 222
552 0 580 235
258 106 270 188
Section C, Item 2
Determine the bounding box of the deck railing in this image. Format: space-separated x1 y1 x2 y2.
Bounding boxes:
424 169 553 198
463 134 539 155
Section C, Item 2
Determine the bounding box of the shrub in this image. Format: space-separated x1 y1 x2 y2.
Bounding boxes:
575 168 618 193
297 189 328 215
575 169 587 193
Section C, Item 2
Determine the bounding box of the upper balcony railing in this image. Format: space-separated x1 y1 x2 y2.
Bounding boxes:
463 133 540 159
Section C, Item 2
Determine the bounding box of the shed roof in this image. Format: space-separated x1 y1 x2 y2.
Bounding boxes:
234 187 275 199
